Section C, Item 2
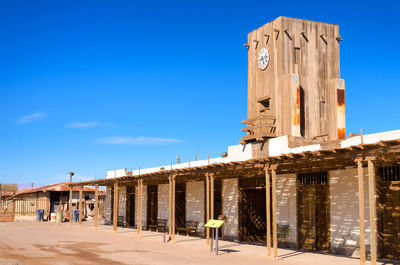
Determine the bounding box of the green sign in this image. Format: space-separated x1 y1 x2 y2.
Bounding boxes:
205 219 224 228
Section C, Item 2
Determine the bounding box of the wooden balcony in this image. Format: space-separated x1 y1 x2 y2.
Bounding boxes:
240 115 277 143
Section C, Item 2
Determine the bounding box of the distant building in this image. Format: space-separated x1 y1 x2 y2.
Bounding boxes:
1 182 105 222
0 183 18 193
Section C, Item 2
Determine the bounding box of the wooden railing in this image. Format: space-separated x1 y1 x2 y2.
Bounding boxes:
240 115 277 143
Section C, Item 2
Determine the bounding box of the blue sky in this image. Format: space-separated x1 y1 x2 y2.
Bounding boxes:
0 0 399 186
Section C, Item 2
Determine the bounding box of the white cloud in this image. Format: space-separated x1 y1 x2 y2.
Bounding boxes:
96 136 182 145
17 111 47 124
66 121 100 128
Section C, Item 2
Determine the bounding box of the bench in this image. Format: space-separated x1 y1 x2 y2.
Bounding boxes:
277 224 290 247
177 221 198 237
148 218 168 232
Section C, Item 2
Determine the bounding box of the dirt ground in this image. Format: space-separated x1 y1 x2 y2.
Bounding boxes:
0 221 288 265
0 222 386 265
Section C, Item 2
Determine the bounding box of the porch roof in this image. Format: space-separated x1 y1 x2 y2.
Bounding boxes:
69 139 400 187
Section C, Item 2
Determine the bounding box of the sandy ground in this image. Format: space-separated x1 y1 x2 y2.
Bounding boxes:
0 221 391 265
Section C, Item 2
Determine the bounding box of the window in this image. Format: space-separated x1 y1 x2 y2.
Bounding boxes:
378 166 400 181
298 172 328 185
294 47 300 64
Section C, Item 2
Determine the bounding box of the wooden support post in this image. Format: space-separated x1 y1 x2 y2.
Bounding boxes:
113 182 119 232
357 161 366 264
168 176 172 239
12 198 15 221
139 179 143 235
79 186 83 226
138 181 141 235
272 169 278 258
210 173 215 247
137 180 141 235
69 187 73 224
368 160 376 265
35 192 39 213
94 184 99 229
266 169 271 256
172 176 176 241
206 172 210 245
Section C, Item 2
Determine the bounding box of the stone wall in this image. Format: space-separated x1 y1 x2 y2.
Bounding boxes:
222 178 238 240
329 168 371 256
135 185 147 228
105 186 112 225
276 173 297 247
158 184 169 222
186 181 204 233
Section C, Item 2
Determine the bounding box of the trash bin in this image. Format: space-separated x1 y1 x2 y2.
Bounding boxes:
36 209 44 221
56 212 63 223
73 210 79 222
50 213 56 222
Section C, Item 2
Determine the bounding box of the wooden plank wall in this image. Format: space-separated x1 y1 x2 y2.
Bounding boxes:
13 193 48 216
245 17 344 141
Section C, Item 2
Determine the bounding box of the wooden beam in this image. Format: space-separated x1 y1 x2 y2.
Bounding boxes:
69 187 73 224
241 123 276 132
94 184 99 229
113 182 119 232
368 160 376 265
206 173 210 245
357 161 366 264
272 169 278 258
266 169 271 256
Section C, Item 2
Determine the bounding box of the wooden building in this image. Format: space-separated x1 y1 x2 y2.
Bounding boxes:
67 17 400 265
241 17 345 150
0 182 105 222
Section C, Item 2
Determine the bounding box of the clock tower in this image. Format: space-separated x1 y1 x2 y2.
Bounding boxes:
241 17 346 146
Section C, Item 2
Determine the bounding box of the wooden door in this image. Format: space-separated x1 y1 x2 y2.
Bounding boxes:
147 185 158 228
377 166 400 259
175 183 186 229
297 185 316 250
297 172 330 252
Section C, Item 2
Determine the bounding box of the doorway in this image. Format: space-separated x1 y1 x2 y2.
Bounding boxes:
147 185 158 229
239 177 266 242
297 172 330 251
126 185 135 227
175 183 186 230
377 166 400 259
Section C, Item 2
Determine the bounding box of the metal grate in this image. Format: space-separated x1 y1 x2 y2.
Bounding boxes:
298 172 328 185
378 166 400 181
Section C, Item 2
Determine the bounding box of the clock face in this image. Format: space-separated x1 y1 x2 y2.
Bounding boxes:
258 47 270 70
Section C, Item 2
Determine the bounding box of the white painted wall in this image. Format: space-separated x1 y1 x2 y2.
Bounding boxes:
158 184 169 225
341 129 400 148
329 168 372 255
186 181 205 233
105 186 112 224
135 185 147 228
106 168 127 179
276 173 297 244
222 178 239 239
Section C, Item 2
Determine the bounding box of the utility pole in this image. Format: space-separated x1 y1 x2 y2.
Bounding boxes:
68 172 74 182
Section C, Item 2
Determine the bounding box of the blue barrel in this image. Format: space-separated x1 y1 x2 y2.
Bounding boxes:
36 209 44 221
73 210 79 222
